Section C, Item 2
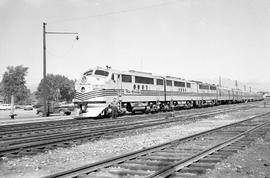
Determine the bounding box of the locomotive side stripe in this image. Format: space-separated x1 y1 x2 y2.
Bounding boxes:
75 89 217 102
75 90 218 97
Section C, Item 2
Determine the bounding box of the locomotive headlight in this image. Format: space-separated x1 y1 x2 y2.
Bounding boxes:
81 87 86 93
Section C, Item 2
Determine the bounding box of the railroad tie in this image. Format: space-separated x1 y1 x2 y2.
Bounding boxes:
179 167 207 174
125 159 171 167
108 167 153 177
169 172 198 178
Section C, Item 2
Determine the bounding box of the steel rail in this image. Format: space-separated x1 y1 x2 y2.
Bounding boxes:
147 118 270 178
0 106 247 143
0 103 254 150
0 103 252 133
0 107 247 157
0 105 249 147
43 112 270 178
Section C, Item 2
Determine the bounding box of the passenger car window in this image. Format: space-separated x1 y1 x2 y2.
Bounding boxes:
135 76 154 84
166 80 172 86
174 81 185 87
122 74 132 83
156 79 163 85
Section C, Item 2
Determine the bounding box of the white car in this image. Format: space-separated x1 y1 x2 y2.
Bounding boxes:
24 105 33 110
0 104 13 110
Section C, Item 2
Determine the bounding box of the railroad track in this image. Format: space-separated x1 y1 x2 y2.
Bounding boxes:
0 104 254 158
0 103 253 139
44 112 270 178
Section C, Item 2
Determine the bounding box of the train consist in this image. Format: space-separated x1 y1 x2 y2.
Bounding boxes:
73 66 263 118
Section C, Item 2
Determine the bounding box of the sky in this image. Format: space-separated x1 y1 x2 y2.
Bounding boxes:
0 0 270 91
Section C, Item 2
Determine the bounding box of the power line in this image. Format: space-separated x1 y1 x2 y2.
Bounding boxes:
50 0 176 24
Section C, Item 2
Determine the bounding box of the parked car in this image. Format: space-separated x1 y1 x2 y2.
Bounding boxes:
24 105 33 110
15 105 23 109
0 104 14 110
33 103 43 109
36 102 72 116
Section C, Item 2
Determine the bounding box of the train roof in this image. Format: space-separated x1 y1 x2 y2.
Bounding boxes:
84 67 247 91
128 70 152 75
90 67 189 81
86 67 222 85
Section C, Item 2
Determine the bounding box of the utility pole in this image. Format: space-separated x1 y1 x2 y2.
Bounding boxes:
43 22 47 117
42 22 79 117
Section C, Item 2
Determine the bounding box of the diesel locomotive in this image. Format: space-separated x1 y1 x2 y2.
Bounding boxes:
73 66 263 118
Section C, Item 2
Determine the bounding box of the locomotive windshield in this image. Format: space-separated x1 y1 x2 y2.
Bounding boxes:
94 70 109 77
84 70 93 76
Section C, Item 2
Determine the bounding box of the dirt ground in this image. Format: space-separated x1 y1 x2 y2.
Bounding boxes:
201 129 270 178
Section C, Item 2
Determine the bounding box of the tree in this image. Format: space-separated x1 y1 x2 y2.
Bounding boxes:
0 82 5 103
15 86 32 105
1 65 29 116
36 74 75 103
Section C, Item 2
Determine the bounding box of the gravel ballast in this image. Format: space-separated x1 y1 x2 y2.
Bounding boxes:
200 130 270 178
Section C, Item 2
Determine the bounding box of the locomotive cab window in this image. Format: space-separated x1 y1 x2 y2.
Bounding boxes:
83 70 93 76
94 70 109 77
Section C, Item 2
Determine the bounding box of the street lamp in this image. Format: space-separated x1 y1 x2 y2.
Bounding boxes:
43 22 79 117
